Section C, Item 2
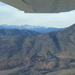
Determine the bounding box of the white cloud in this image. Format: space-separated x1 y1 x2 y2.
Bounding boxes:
0 2 75 28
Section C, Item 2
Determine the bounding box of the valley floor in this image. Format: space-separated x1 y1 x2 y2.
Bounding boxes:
0 67 75 75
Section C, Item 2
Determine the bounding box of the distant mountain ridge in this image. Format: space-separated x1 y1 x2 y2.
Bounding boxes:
0 29 40 38
0 24 64 33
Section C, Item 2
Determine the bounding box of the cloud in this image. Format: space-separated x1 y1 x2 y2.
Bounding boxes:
0 2 75 28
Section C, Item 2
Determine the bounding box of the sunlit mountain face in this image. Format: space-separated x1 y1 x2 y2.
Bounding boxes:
0 1 75 75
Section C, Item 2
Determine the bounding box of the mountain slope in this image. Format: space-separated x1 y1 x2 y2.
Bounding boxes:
57 24 75 56
0 24 75 60
0 33 59 60
0 24 75 74
0 29 40 38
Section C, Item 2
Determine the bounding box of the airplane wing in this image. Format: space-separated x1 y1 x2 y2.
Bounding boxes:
0 0 75 13
0 0 35 13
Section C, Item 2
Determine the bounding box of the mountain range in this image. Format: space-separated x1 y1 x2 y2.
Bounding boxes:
0 24 75 75
0 29 40 39
0 24 64 33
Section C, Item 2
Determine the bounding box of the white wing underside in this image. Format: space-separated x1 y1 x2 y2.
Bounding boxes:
0 0 35 13
0 0 75 13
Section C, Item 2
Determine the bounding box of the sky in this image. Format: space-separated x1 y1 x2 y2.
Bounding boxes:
0 2 75 28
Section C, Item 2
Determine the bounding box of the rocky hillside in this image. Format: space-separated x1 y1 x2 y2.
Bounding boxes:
0 24 75 75
57 24 75 56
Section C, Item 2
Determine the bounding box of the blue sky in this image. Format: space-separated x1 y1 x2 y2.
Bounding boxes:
0 2 75 28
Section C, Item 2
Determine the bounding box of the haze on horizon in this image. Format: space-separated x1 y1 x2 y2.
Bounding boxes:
0 2 75 28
